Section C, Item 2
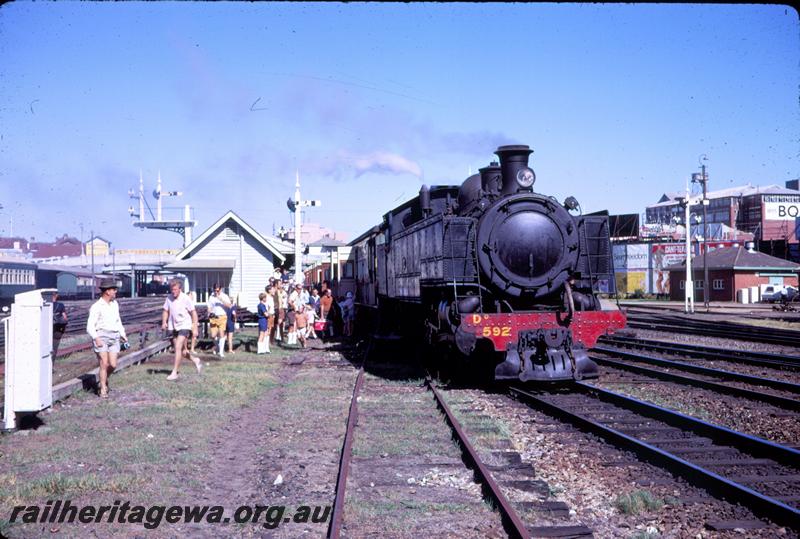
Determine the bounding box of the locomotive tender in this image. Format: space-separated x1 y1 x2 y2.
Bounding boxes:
349 144 626 381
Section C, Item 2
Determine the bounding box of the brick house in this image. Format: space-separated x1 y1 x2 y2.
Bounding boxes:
667 246 800 302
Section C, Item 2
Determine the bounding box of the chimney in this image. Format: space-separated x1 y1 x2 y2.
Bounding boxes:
494 145 534 196
479 161 501 193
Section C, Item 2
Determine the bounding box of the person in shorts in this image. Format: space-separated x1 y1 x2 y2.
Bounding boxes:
86 279 128 398
256 292 272 355
224 299 237 354
207 283 232 357
162 279 202 381
275 281 287 342
285 283 302 346
305 303 318 339
295 304 308 348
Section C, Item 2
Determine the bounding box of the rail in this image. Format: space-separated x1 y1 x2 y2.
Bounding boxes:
427 379 531 539
328 367 364 539
511 384 800 529
598 334 800 370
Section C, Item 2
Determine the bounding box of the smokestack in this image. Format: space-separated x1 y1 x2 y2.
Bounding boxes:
494 145 533 196
479 161 501 193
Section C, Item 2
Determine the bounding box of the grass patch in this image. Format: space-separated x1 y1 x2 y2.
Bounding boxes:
614 489 664 515
348 499 474 524
346 499 486 535
0 339 287 530
1 473 143 507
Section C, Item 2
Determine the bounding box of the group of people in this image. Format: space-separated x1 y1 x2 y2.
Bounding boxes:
255 277 356 354
86 278 208 395
85 273 357 397
256 280 317 354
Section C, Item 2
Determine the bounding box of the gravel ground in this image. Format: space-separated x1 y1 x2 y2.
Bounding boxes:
444 388 796 538
588 368 800 447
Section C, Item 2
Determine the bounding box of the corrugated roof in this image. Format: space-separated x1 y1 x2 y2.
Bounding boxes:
666 246 800 271
36 263 96 276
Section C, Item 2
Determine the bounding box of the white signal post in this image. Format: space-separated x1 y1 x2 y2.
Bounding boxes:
682 177 701 315
290 171 321 283
684 184 694 314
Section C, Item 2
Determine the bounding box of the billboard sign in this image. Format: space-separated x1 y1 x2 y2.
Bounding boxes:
765 202 800 221
650 243 687 295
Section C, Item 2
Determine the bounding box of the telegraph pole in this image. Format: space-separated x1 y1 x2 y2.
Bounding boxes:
287 171 321 284
692 155 710 310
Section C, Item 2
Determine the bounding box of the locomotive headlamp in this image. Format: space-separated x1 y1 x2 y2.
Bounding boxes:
516 167 536 188
564 196 580 210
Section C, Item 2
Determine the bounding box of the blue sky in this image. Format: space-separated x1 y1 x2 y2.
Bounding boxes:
1 2 797 249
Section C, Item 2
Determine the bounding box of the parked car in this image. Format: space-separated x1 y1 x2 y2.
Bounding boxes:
763 286 798 303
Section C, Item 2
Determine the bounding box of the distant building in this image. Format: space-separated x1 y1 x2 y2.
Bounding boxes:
302 236 352 286
277 222 348 245
84 236 111 257
0 234 82 258
645 182 800 260
666 246 799 302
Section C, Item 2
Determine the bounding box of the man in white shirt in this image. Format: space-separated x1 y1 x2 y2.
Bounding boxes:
86 278 128 398
162 279 202 381
207 283 232 357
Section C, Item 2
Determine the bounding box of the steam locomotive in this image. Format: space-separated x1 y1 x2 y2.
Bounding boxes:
348 144 626 381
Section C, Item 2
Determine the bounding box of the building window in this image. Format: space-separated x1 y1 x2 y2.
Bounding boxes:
679 280 685 290
713 279 724 290
695 280 704 289
343 262 354 279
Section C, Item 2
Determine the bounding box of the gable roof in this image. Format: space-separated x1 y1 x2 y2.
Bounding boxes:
174 211 286 263
666 246 800 271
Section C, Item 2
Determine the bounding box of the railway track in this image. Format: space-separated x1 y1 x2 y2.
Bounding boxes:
598 334 800 371
511 384 800 530
625 311 800 347
591 347 800 412
0 297 168 356
329 363 593 538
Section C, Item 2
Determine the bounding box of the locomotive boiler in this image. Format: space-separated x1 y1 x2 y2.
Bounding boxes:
348 144 626 381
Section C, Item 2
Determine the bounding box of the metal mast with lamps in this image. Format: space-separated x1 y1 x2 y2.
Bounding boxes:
128 171 197 248
692 155 710 310
286 171 321 284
